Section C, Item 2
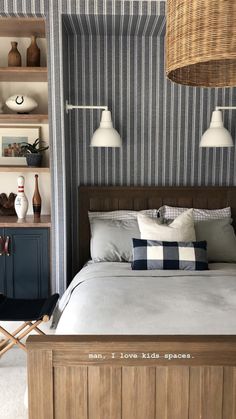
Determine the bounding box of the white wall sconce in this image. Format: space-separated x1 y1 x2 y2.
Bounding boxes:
200 107 235 148
65 100 122 148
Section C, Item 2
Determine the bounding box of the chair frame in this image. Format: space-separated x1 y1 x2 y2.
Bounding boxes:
0 315 49 356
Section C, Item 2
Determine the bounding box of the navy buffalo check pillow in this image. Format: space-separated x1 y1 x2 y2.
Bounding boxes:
132 239 208 270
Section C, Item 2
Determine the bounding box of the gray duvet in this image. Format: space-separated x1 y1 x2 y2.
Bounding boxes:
56 262 236 334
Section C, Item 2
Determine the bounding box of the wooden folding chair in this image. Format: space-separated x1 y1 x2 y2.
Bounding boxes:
0 293 59 356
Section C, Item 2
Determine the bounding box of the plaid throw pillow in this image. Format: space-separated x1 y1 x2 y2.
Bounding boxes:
132 239 208 271
159 205 231 221
88 209 159 221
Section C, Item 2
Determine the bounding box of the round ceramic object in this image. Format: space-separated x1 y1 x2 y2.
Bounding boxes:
5 95 38 114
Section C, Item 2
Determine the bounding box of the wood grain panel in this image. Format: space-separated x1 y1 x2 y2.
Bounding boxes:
189 367 224 419
189 367 202 419
27 336 236 419
88 366 121 419
223 367 236 419
54 366 87 419
122 367 156 419
167 367 189 419
27 350 53 419
0 17 45 37
156 367 168 419
201 367 223 419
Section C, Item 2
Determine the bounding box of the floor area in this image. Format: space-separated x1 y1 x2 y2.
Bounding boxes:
0 347 27 419
0 321 54 419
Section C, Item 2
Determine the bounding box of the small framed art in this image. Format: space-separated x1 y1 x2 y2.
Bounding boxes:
0 126 40 166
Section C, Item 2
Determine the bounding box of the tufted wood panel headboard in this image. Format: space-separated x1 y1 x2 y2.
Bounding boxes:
78 186 236 270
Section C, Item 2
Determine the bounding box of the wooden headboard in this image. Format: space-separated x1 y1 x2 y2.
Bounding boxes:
78 186 236 269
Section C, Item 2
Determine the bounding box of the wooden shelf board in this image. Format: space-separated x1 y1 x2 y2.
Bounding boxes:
0 67 47 82
0 166 50 173
0 17 45 38
0 215 51 228
0 114 48 124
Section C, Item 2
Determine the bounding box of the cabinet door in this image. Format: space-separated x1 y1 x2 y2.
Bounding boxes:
5 228 49 298
0 228 5 294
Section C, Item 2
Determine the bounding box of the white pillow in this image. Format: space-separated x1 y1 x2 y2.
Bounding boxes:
137 209 196 241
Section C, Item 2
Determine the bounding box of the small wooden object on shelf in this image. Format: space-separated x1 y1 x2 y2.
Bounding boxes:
8 41 21 67
27 35 40 67
33 174 41 218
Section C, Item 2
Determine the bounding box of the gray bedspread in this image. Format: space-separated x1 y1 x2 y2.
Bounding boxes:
55 262 236 334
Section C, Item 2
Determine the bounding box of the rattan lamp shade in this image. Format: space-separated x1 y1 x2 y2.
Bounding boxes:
166 0 236 87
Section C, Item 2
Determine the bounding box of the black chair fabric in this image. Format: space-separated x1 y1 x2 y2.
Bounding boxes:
0 293 59 321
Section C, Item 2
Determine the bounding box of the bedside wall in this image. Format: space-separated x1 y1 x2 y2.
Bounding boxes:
64 18 236 187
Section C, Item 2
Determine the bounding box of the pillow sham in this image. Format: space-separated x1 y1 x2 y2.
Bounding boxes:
132 239 208 270
137 209 196 242
194 218 236 262
89 209 160 262
89 209 159 221
159 205 231 221
90 218 161 262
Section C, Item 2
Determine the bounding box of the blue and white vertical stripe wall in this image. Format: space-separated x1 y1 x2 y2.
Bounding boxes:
63 4 236 187
1 0 236 293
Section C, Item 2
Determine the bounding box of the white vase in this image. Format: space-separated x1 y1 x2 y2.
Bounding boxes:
14 176 28 219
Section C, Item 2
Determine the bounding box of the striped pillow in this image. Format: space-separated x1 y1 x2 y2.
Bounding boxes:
159 205 231 221
132 239 208 271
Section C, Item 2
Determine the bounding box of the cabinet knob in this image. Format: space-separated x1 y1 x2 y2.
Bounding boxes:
4 236 10 256
0 236 4 256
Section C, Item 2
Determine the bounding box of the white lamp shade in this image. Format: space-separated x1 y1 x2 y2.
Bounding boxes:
200 110 233 147
90 110 122 147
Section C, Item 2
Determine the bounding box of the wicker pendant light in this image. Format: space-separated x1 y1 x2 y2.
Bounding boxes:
166 0 236 87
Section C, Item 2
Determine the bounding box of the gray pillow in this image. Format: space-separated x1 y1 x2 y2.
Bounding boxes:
90 218 141 262
195 218 236 262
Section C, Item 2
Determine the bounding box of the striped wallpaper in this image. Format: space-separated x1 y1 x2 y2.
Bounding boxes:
1 0 236 292
64 13 236 187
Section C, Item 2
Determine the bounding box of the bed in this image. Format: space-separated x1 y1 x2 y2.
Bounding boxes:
27 186 236 419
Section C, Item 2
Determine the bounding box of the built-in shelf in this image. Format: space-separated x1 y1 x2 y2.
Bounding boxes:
0 67 47 82
0 114 48 124
0 166 50 173
0 215 51 228
0 18 46 38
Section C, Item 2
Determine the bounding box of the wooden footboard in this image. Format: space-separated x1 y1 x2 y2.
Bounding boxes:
27 335 236 419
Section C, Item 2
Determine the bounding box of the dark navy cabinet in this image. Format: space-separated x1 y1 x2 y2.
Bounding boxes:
0 227 49 298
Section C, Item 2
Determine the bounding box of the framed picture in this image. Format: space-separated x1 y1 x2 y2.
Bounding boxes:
0 126 40 166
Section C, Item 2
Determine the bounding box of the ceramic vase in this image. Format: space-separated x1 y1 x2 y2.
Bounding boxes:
32 174 41 218
8 41 22 67
14 176 28 219
27 35 40 67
